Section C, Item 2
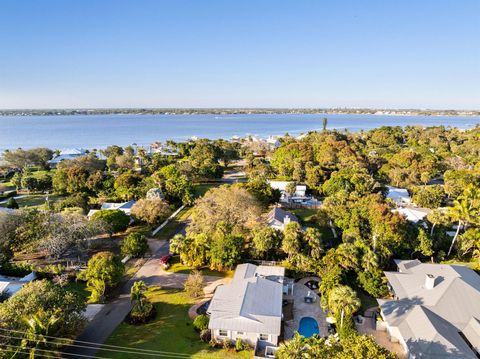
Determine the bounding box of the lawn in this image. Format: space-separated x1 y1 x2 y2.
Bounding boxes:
167 255 234 278
193 183 222 198
290 208 336 244
98 287 251 359
154 206 192 241
0 193 64 208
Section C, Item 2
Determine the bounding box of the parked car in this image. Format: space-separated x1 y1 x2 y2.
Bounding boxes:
159 255 172 268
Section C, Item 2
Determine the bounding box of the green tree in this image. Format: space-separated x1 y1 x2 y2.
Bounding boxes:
328 285 361 328
252 227 280 258
5 197 19 209
79 251 125 303
114 171 144 200
282 222 302 260
121 232 148 258
184 270 205 298
91 209 130 236
130 198 171 225
130 280 148 313
276 332 308 359
416 227 434 261
412 185 445 208
209 233 244 270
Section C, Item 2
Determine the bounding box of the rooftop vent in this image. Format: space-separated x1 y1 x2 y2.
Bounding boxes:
425 274 436 290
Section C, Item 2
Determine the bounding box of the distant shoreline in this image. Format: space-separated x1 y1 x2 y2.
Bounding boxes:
1 108 480 117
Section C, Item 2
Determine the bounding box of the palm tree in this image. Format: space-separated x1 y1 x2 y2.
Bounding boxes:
335 243 359 270
130 280 147 312
361 249 378 272
328 285 361 328
322 117 328 132
447 186 479 256
276 332 307 359
18 309 61 359
426 208 448 237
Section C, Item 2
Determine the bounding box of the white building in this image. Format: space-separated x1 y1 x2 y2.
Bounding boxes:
268 180 308 203
377 259 480 358
386 186 412 206
48 148 88 168
87 200 136 218
207 264 285 350
267 207 299 231
392 207 431 223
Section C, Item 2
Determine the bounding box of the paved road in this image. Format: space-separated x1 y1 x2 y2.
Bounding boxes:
63 238 229 358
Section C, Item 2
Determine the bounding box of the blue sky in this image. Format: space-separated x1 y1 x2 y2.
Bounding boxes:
0 0 479 109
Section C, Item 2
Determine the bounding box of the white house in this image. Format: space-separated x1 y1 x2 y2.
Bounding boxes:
87 200 136 218
48 148 87 168
392 207 431 223
377 259 480 358
267 207 299 231
207 264 285 350
386 186 412 206
0 272 37 298
268 180 308 203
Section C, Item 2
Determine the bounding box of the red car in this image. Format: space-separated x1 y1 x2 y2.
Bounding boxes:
159 255 172 268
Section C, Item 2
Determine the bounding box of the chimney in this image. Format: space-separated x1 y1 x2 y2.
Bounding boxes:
425 274 436 289
284 215 291 225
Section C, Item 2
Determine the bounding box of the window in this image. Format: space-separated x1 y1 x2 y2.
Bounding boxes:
259 333 269 341
218 330 228 337
236 331 245 336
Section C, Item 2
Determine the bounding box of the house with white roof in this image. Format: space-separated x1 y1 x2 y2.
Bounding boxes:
48 148 87 168
386 186 412 206
0 272 37 298
207 263 285 352
268 180 308 203
377 259 480 358
392 207 431 223
87 200 136 218
267 207 299 231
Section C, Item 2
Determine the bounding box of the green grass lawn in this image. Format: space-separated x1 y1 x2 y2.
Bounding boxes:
290 208 335 243
154 206 192 241
193 183 222 198
98 287 251 359
0 194 64 208
166 255 234 278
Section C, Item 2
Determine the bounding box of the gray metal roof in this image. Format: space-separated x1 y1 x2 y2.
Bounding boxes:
208 264 284 335
380 261 480 358
266 207 299 225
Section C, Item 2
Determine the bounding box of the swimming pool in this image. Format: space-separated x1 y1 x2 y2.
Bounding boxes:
298 317 319 338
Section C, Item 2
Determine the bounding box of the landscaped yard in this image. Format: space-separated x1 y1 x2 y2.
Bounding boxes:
98 287 251 359
0 193 64 208
167 255 234 278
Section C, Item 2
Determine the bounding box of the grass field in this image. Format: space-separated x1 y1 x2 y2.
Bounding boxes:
0 194 64 208
99 287 251 359
166 255 234 278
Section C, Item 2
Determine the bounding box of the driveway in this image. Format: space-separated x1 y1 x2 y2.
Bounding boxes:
63 239 229 358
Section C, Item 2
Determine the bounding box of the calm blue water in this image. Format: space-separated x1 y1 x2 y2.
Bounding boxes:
298 316 319 338
0 113 478 150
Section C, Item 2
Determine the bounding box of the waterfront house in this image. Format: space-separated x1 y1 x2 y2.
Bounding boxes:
207 263 285 351
48 148 88 168
377 259 480 358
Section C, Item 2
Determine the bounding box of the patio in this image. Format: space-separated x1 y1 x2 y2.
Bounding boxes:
355 307 406 358
283 277 328 340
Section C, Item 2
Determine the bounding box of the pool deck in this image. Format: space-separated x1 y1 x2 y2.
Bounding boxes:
283 276 328 340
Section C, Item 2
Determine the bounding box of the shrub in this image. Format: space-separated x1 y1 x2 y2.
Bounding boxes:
128 301 156 324
5 197 19 209
200 329 211 343
131 198 171 225
193 314 209 331
0 262 33 277
121 232 148 258
223 339 232 350
91 209 130 236
235 338 245 352
184 270 205 298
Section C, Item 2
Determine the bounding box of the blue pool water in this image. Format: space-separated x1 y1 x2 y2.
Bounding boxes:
298 317 319 338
